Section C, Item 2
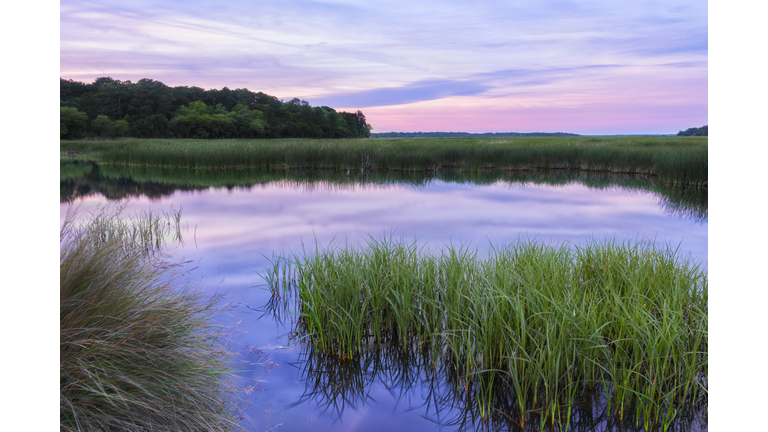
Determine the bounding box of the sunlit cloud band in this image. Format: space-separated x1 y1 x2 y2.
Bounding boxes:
61 0 707 133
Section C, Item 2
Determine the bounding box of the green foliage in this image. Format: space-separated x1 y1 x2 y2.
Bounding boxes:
265 237 707 430
92 115 116 138
59 162 93 181
60 106 88 139
114 119 130 137
131 113 169 138
59 77 371 139
677 125 708 136
189 100 211 115
60 210 241 431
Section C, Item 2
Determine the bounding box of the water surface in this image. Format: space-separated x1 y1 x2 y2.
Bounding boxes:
60 163 707 431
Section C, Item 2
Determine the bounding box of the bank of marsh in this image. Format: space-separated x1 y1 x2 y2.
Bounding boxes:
60 210 241 431
61 136 707 184
264 238 707 431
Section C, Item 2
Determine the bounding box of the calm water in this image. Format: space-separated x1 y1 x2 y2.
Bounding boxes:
60 164 707 431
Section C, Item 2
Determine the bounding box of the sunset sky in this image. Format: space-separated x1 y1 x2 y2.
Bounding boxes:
60 0 708 134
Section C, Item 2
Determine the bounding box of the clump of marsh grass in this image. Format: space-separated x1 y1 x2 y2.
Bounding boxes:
60 210 241 431
264 237 707 431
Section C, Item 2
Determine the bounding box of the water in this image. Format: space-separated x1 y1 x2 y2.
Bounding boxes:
60 163 708 431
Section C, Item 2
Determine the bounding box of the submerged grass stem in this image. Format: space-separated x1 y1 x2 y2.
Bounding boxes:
264 237 707 431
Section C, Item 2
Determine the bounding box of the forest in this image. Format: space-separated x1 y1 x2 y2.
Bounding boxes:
676 125 708 136
60 77 371 140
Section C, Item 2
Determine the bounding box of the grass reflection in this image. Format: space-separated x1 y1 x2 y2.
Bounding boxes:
262 238 707 431
60 162 707 222
281 315 707 432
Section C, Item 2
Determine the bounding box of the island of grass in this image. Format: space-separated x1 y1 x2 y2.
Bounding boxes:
264 237 707 431
61 135 707 186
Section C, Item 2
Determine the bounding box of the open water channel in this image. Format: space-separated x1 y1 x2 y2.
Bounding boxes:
60 162 707 431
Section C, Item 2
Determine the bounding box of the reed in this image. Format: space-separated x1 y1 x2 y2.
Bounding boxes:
60 209 241 431
263 237 707 431
61 136 708 183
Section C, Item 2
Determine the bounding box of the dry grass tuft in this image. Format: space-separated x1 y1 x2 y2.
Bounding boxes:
60 210 241 431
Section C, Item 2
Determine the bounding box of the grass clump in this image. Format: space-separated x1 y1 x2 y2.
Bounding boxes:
60 210 240 431
265 237 707 431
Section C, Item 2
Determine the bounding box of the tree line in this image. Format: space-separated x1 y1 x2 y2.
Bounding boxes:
676 125 707 136
60 77 371 140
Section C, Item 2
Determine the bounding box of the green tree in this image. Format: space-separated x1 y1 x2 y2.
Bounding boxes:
130 114 168 138
188 101 210 115
208 114 236 138
250 119 266 136
127 78 175 120
60 77 372 139
114 119 130 137
60 107 88 139
101 80 130 120
167 115 197 138
677 125 708 136
92 115 116 138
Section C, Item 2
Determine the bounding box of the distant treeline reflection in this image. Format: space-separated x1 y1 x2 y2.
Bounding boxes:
60 162 707 222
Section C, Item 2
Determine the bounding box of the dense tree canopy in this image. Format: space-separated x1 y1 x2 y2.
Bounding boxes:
60 77 371 140
676 125 707 136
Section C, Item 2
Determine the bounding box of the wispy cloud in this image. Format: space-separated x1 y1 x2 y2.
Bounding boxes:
311 79 491 108
60 0 707 133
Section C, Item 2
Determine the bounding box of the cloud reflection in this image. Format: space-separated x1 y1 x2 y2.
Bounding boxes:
60 179 707 430
60 180 708 277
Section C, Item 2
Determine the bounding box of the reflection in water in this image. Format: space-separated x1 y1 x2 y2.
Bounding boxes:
59 161 708 431
655 183 707 223
265 291 707 432
60 162 707 223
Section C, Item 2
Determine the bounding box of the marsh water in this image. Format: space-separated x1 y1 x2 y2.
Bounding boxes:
60 162 708 431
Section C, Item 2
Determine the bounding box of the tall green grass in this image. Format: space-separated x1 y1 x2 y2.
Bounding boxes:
61 136 708 183
60 210 241 431
264 237 707 431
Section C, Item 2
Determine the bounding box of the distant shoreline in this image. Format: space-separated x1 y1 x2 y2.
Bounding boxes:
370 132 684 138
371 132 580 138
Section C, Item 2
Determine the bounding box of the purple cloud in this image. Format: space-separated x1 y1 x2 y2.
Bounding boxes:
60 0 707 133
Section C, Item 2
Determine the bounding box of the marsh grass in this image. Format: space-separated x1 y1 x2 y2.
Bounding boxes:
284 339 706 432
60 210 241 431
264 237 707 431
60 162 94 181
61 136 708 183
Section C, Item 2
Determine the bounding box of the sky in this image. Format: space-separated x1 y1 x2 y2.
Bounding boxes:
60 0 708 134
